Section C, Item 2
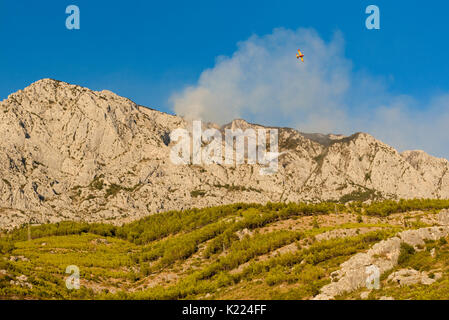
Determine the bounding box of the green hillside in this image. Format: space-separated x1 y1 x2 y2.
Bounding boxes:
1 199 449 300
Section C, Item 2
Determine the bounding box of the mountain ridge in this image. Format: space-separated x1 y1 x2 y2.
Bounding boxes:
0 78 448 230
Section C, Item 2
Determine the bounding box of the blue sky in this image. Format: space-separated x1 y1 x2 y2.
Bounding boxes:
1 1 449 156
1 0 448 109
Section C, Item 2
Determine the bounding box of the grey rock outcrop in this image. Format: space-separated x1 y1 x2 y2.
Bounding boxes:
1 79 449 229
387 268 440 286
438 209 449 226
314 226 449 300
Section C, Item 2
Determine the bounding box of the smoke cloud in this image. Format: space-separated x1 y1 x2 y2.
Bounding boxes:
171 28 449 159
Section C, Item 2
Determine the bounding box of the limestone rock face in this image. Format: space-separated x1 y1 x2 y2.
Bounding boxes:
0 79 448 229
387 269 439 286
314 226 449 300
438 209 449 226
402 150 449 198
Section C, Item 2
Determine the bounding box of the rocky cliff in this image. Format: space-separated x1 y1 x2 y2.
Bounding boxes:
0 79 448 229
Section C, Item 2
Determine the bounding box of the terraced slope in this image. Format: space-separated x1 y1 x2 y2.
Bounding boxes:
2 200 449 300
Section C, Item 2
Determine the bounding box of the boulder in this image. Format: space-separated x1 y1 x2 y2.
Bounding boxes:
387 268 435 286
438 209 449 226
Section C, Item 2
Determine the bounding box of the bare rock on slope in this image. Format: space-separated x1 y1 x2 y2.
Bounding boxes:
0 79 449 229
313 226 449 300
387 269 438 286
402 150 449 199
438 209 449 226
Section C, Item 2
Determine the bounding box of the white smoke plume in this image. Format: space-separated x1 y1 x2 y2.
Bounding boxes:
171 27 449 159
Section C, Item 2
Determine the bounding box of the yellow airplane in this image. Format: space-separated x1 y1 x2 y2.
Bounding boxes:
296 49 304 62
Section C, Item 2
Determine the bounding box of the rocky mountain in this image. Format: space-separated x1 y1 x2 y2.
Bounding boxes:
0 79 448 229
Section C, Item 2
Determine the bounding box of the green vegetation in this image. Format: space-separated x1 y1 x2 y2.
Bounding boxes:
213 184 261 193
1 199 449 300
339 189 378 203
89 176 104 191
398 242 416 265
190 190 206 198
364 199 449 217
105 183 141 198
105 184 122 198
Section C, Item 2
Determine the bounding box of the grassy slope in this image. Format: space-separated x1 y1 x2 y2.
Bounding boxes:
1 199 449 300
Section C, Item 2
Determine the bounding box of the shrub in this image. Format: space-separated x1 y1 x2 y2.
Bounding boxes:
190 190 206 198
398 242 416 265
105 184 122 198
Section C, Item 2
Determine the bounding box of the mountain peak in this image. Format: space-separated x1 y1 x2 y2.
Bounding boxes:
30 78 65 86
1 80 448 230
23 78 76 95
